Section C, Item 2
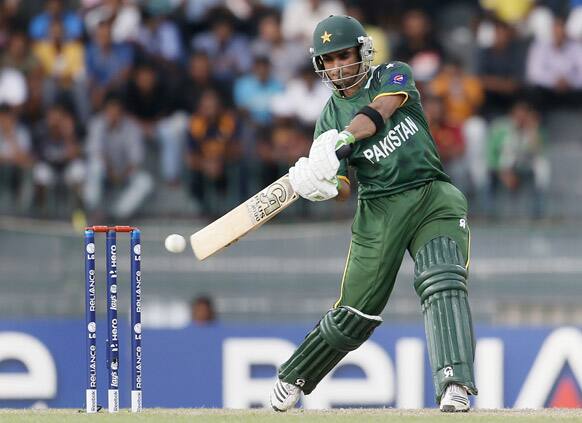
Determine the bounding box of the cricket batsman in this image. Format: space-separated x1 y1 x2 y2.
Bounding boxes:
270 15 478 412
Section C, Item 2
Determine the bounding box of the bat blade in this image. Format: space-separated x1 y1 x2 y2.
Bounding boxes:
190 174 299 260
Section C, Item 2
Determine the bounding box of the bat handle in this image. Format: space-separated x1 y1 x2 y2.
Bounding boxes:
335 143 353 160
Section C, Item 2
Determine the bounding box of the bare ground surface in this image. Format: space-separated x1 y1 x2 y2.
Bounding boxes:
1 408 582 422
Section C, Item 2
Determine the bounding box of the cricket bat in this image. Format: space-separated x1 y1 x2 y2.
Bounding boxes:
190 143 354 260
190 174 298 260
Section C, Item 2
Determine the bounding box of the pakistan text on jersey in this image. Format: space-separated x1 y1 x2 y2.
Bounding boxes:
363 116 419 164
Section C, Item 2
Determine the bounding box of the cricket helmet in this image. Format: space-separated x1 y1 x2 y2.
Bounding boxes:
310 15 375 91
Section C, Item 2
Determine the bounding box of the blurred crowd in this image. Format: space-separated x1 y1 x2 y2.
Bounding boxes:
0 0 580 223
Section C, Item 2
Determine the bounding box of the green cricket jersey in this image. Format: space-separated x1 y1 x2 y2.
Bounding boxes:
314 61 450 199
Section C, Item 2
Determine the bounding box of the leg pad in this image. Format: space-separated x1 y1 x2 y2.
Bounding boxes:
279 306 382 394
414 237 478 402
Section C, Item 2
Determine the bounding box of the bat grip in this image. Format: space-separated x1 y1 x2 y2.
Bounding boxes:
335 143 353 160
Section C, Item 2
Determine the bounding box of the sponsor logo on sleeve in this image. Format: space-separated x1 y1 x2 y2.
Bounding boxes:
389 72 407 85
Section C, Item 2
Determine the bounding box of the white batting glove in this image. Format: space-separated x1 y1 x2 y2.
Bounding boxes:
289 157 338 201
309 129 355 181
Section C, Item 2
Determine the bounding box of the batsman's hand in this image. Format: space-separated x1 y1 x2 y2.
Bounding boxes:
309 129 355 181
289 157 338 201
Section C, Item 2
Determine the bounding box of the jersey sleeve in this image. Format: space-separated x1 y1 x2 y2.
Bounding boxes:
314 111 349 181
369 61 419 108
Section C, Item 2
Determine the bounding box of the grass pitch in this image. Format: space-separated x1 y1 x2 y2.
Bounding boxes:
0 409 582 423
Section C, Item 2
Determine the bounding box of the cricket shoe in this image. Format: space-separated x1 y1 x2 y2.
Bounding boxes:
270 379 301 412
440 383 470 412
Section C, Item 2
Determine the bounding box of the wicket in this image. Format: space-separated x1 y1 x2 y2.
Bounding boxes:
84 225 142 413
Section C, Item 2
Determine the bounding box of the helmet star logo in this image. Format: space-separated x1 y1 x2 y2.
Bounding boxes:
321 31 332 43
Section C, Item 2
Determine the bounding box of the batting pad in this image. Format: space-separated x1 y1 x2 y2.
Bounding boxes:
414 237 478 403
278 306 382 394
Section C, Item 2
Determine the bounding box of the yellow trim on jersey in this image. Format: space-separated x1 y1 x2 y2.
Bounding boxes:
373 91 409 107
333 243 352 308
338 175 350 186
465 226 472 270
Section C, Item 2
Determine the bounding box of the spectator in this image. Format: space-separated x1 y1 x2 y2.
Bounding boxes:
393 9 444 86
187 89 242 215
0 1 570 225
124 62 169 140
479 0 535 25
33 20 85 84
178 51 232 112
567 1 582 40
85 20 134 111
257 118 310 188
182 0 222 27
281 0 345 46
192 8 252 84
125 62 188 185
424 94 468 192
84 93 153 219
0 104 33 207
0 31 43 121
429 59 485 125
429 59 488 199
271 64 331 130
526 15 582 109
476 18 525 118
0 67 27 109
136 3 184 68
0 0 22 50
84 0 141 44
233 55 285 127
1 31 41 78
259 0 292 10
29 0 83 41
486 101 550 218
251 11 308 82
346 3 390 65
32 103 85 213
190 295 216 325
525 2 555 43
33 20 89 122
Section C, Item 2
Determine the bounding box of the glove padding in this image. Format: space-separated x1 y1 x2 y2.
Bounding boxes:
289 157 338 202
309 129 341 181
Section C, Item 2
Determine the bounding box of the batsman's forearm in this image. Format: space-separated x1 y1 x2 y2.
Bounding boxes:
346 95 405 141
345 113 376 141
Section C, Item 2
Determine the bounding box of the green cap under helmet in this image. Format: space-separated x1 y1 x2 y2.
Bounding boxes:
310 15 375 92
311 15 368 57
